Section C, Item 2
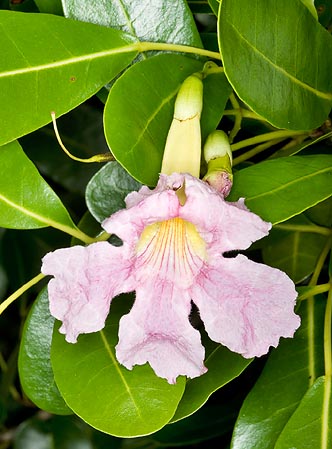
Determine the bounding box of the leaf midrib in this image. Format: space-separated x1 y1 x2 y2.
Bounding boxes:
0 191 74 231
0 44 137 78
224 18 332 101
99 330 143 420
246 166 332 202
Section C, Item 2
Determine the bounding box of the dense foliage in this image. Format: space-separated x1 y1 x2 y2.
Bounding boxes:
0 0 331 448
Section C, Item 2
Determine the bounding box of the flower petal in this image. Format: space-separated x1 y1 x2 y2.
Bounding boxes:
192 254 300 358
116 281 207 384
179 174 271 253
41 242 135 343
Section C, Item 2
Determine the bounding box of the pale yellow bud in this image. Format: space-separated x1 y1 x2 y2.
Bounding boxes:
161 74 204 178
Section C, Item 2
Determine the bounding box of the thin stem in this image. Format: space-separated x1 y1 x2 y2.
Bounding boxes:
233 138 285 165
93 231 111 242
324 286 332 377
136 41 221 60
49 221 96 245
51 112 112 163
228 93 242 143
223 109 265 121
231 130 309 152
307 238 332 386
275 224 332 237
298 284 331 301
310 238 332 287
0 273 45 316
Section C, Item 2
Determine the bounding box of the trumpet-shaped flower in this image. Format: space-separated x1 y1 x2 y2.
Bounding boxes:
42 173 300 384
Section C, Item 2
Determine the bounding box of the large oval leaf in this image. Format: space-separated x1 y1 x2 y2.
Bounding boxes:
0 141 76 230
231 297 326 449
105 53 232 185
228 155 332 224
18 288 71 415
0 10 137 145
51 295 185 437
218 0 332 129
62 0 202 49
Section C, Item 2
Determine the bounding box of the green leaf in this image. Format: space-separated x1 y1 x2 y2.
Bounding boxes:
85 161 142 223
0 141 76 230
0 10 137 145
218 0 332 130
262 215 328 283
62 0 202 48
105 53 232 185
18 288 71 415
275 376 331 449
231 297 326 449
171 338 251 422
228 155 332 224
51 296 185 437
153 404 237 446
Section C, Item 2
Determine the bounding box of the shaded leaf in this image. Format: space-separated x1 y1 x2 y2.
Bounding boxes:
105 53 232 185
153 404 236 446
34 0 63 15
86 161 142 223
18 288 71 415
262 215 328 283
228 155 332 224
0 10 137 145
51 296 185 437
171 338 251 422
231 297 325 449
218 0 332 129
0 141 76 230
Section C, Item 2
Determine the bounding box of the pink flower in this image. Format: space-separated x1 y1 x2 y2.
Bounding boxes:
42 173 300 384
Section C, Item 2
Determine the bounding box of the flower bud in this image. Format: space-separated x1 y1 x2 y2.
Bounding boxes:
203 130 233 197
161 73 203 178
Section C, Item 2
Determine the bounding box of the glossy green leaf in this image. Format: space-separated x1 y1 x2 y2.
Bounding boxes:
0 141 76 230
263 215 328 283
275 376 331 449
105 53 232 185
0 10 137 145
63 0 202 48
51 296 185 437
18 288 71 415
218 0 332 130
171 338 251 422
86 161 142 223
228 155 332 224
231 297 325 449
